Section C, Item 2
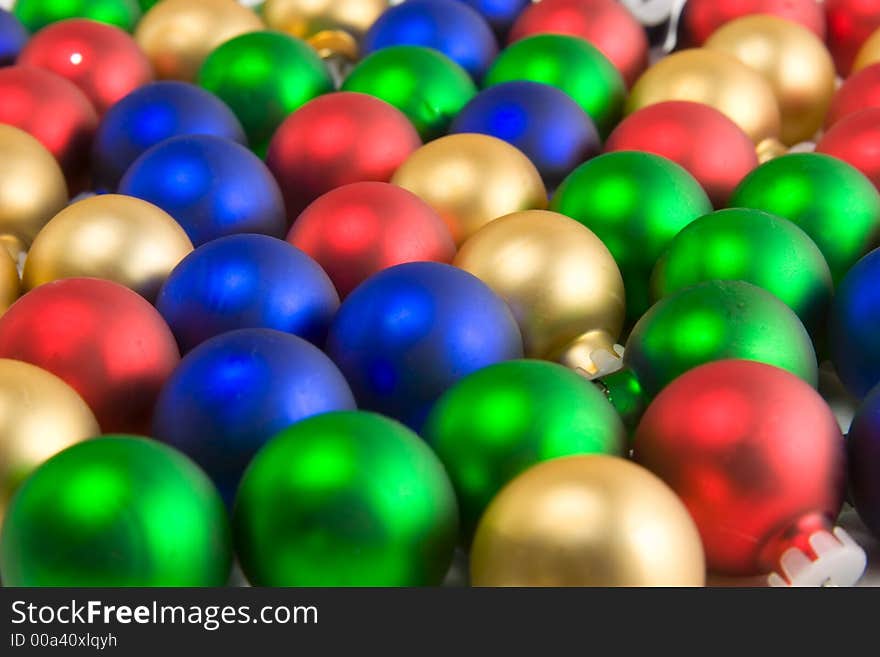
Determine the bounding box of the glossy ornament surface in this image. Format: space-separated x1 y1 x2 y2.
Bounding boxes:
13 0 141 33
827 0 880 75
817 108 880 192
0 9 29 66
679 0 825 46
826 63 880 128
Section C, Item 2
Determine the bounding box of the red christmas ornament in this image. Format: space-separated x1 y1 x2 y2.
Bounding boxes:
289 182 455 297
826 0 880 76
604 101 758 207
633 360 865 586
817 108 880 191
18 19 153 116
508 0 648 87
266 92 422 223
826 63 880 128
0 66 98 192
680 0 825 47
0 278 180 434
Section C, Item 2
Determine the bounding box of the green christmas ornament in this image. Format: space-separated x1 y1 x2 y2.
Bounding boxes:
484 34 625 138
14 0 141 32
341 45 477 140
138 0 158 10
423 360 625 540
198 31 333 157
730 153 880 283
233 411 458 586
551 151 712 322
0 437 231 587
652 208 833 340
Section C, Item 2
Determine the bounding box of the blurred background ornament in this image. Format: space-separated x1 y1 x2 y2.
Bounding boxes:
135 0 264 81
847 384 880 540
391 134 546 245
119 135 286 245
826 63 880 128
470 455 706 586
234 411 458 586
817 108 880 192
0 278 180 434
153 328 355 503
326 262 523 430
13 0 141 33
341 45 476 140
855 24 880 72
454 210 624 375
0 436 232 586
826 0 880 76
156 234 339 353
289 182 455 298
423 360 626 540
0 9 28 66
266 92 421 221
678 0 825 47
457 0 529 38
23 194 192 302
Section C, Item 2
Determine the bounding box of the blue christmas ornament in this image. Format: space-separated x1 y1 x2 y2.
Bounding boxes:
326 262 523 430
152 328 355 503
0 9 28 66
362 0 498 80
92 81 245 191
157 234 338 353
450 80 600 189
119 134 286 245
455 0 530 37
848 384 880 539
831 247 880 398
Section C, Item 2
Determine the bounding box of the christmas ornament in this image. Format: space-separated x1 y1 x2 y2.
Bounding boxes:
326 262 523 430
423 360 626 540
627 49 782 147
22 194 192 302
484 34 624 138
0 278 180 434
266 92 421 221
470 455 706 586
0 359 99 526
135 0 264 81
457 0 529 37
92 81 246 192
826 0 880 75
289 182 455 297
0 250 16 314
508 0 649 88
197 31 333 157
341 45 476 140
234 411 458 586
157 234 339 352
153 328 355 502
634 359 865 586
604 101 757 207
454 210 624 375
551 151 711 323
652 208 833 340
817 108 880 192
119 135 286 246
0 66 98 192
705 16 835 146
362 0 497 80
18 19 152 115
847 385 880 539
731 153 880 283
826 63 880 128
0 125 67 258
450 81 600 189
13 0 141 33
262 0 388 60
679 0 825 46
0 9 28 66
0 436 232 586
391 134 546 245
855 25 880 72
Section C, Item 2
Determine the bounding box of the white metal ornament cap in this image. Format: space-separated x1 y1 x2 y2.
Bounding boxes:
767 528 867 587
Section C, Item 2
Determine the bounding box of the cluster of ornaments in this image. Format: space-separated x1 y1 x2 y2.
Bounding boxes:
1 0 880 589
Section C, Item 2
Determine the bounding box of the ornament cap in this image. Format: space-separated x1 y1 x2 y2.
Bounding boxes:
767 527 867 587
757 138 789 162
557 331 623 378
593 366 647 432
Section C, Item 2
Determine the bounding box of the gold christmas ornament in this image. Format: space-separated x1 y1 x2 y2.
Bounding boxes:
706 16 836 145
0 249 19 316
391 134 547 245
0 359 100 527
23 194 194 302
470 455 706 587
0 125 67 261
454 210 625 377
135 0 265 81
627 48 782 145
854 26 880 73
